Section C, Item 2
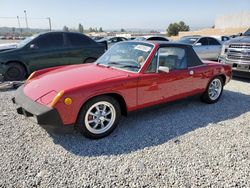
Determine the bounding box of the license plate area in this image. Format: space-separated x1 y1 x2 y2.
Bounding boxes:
237 64 249 70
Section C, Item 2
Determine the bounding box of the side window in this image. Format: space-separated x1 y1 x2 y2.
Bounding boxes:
197 38 208 45
158 47 187 72
145 53 158 73
34 33 63 49
208 38 220 45
67 33 92 46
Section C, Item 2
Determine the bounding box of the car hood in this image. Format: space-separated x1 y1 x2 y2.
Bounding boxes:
23 64 130 101
0 43 17 52
228 36 250 43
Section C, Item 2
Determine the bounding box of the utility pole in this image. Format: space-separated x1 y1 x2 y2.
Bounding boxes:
24 10 28 29
17 16 22 35
48 17 52 31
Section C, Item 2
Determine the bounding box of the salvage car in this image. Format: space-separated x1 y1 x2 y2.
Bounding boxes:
178 36 222 60
0 31 106 81
219 28 250 74
96 36 128 48
134 36 169 41
13 41 232 139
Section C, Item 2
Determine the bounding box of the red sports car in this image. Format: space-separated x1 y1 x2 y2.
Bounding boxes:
13 41 232 139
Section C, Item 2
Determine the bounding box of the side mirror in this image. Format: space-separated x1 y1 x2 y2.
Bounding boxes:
30 44 39 49
195 43 202 46
159 66 170 73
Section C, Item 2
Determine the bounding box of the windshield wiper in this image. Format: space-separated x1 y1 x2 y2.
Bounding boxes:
107 61 123 65
108 61 140 69
120 65 140 69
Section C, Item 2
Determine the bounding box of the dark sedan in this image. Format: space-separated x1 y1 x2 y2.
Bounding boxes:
0 31 106 80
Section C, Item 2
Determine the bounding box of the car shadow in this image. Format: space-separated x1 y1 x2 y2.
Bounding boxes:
50 89 250 157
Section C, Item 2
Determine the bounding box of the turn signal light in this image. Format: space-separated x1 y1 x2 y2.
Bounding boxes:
64 97 72 105
50 91 64 107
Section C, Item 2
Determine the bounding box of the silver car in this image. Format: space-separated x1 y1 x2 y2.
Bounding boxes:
178 36 222 60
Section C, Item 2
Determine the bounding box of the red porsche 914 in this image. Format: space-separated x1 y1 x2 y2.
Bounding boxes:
13 41 232 139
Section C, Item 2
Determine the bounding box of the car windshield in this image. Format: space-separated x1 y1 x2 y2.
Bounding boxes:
17 34 38 48
243 28 250 36
96 42 154 72
178 37 199 45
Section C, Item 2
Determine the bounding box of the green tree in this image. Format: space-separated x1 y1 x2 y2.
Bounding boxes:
99 27 103 32
78 24 84 33
121 28 126 32
167 21 189 36
63 26 69 32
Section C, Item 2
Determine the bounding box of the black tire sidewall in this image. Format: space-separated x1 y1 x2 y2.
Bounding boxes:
76 96 121 139
202 76 224 104
4 62 26 81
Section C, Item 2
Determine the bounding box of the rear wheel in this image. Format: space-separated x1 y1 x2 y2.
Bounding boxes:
84 58 96 64
4 62 26 81
76 96 121 139
201 76 223 104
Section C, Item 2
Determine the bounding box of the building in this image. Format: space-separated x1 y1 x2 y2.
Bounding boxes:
215 12 250 29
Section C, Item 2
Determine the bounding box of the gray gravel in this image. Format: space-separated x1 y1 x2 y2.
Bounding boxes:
0 78 249 187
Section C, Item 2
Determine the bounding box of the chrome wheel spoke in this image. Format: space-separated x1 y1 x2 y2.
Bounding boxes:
85 101 116 134
208 79 222 100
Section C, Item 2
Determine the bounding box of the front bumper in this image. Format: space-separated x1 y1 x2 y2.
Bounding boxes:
218 56 250 72
12 85 64 128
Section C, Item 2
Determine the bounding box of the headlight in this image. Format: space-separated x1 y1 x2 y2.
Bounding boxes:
221 44 229 56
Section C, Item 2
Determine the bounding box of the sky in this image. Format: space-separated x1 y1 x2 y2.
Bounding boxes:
0 0 250 31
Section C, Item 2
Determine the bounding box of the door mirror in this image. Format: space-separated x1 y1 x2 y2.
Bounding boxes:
159 66 170 73
30 44 39 49
195 43 202 46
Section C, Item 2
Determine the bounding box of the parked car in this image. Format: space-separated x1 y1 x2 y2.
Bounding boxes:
134 36 169 41
13 41 232 139
211 35 231 42
96 36 128 49
219 28 250 73
178 36 222 60
0 31 106 81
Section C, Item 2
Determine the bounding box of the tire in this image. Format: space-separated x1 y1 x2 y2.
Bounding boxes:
201 76 224 104
4 62 26 81
83 58 96 64
76 96 121 139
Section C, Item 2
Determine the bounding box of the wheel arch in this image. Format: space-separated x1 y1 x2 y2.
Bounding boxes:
6 60 29 76
77 92 128 122
83 57 97 63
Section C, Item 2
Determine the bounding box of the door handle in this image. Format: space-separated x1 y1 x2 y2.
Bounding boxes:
189 70 194 75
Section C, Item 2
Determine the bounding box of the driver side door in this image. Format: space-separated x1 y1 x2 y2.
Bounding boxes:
137 46 198 108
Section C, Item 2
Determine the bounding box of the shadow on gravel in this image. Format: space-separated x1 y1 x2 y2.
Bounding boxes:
50 89 250 157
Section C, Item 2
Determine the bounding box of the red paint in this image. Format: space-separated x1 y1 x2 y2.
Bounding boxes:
22 42 232 125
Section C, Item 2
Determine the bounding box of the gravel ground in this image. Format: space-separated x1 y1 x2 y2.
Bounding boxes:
0 78 249 187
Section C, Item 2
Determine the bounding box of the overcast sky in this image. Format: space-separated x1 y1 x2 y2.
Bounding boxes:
0 0 250 30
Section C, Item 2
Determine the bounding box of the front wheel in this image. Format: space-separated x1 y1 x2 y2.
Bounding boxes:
76 96 121 139
201 76 224 104
4 62 26 81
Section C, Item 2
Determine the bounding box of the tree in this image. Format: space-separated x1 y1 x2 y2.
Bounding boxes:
78 24 84 33
99 27 103 32
63 26 69 32
167 21 189 36
121 28 126 32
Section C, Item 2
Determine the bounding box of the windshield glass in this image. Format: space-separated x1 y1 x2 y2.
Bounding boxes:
178 37 199 45
96 42 154 72
17 34 38 48
243 28 250 36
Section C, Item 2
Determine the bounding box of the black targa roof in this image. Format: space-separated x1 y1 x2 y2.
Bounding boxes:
154 41 204 67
